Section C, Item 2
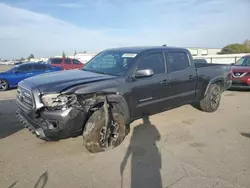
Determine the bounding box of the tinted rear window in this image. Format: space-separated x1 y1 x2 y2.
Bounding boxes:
49 59 62 64
33 64 47 70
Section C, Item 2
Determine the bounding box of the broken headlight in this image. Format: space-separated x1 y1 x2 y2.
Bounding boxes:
41 93 77 109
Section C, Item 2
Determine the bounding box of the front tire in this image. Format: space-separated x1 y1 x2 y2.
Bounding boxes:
199 84 221 112
83 107 127 153
0 79 9 91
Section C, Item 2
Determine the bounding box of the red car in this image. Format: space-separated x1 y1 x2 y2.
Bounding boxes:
47 57 84 70
230 55 250 89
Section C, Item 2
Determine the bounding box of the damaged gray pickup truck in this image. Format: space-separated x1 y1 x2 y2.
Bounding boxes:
16 46 232 153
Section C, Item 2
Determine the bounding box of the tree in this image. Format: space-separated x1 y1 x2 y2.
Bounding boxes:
62 51 66 58
27 54 35 60
243 39 250 48
220 43 250 54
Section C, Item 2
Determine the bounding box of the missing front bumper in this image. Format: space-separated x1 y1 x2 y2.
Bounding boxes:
16 110 50 141
16 107 87 140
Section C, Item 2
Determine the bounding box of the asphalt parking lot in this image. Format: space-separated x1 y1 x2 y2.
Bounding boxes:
0 65 250 188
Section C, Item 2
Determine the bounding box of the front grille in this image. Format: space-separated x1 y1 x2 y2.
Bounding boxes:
16 87 34 113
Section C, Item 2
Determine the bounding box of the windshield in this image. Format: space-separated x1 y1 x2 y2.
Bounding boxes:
234 57 250 66
6 65 18 72
82 51 137 76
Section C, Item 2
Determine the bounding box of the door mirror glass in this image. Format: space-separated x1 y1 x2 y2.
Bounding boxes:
134 69 154 78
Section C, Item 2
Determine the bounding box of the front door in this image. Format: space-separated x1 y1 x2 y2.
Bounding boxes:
130 52 169 118
12 64 33 86
73 59 84 69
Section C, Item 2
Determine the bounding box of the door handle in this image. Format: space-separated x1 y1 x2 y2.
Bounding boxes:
160 80 170 85
27 73 33 75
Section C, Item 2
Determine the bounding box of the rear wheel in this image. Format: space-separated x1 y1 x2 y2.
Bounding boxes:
0 79 9 91
83 107 127 153
199 84 221 112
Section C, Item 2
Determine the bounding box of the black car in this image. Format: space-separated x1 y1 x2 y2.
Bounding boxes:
16 46 232 153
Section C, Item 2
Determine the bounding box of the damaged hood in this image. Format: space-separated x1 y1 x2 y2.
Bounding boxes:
23 69 118 93
231 66 250 72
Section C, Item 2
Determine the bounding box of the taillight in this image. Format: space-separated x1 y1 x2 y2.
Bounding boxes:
247 78 250 85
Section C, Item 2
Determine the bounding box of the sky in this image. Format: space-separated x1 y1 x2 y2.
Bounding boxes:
0 0 249 59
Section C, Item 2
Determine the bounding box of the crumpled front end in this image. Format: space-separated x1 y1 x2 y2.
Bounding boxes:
16 82 87 140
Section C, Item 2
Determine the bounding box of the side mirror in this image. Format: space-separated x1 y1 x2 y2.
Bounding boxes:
231 63 235 66
134 69 154 78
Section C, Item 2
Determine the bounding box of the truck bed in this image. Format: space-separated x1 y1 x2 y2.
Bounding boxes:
195 62 232 91
194 62 229 69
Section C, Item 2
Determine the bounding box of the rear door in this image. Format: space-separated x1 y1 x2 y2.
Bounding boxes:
64 58 72 70
164 50 197 105
131 51 169 117
32 64 48 76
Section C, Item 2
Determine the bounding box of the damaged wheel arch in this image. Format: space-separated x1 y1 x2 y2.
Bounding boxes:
79 93 130 153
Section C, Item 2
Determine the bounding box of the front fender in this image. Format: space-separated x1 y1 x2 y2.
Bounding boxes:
76 92 131 124
106 94 130 124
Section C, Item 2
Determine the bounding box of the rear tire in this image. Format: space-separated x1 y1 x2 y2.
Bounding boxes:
83 107 127 153
0 79 9 91
199 84 221 112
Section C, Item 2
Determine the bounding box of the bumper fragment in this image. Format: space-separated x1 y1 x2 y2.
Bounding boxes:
16 110 50 141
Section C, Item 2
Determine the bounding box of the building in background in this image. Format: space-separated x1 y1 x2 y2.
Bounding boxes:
186 47 222 56
54 52 96 64
74 52 96 64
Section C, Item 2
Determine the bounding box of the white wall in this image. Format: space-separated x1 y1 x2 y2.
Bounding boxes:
193 53 250 64
187 48 222 56
75 53 96 64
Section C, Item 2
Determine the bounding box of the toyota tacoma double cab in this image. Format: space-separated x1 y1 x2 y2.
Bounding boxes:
16 46 232 153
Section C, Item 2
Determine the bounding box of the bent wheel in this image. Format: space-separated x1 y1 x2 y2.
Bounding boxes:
200 84 221 112
0 79 9 91
83 108 127 153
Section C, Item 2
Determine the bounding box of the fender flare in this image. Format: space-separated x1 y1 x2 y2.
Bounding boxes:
106 94 131 124
82 94 131 138
204 76 225 96
81 93 131 124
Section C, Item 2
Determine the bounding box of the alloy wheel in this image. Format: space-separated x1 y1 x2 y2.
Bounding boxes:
0 80 8 91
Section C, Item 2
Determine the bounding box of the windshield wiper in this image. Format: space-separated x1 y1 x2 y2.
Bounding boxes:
82 69 117 76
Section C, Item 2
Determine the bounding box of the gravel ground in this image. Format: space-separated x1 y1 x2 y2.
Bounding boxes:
0 65 250 188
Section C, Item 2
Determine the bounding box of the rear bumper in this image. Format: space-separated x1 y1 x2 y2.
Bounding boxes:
229 84 250 90
230 80 250 90
16 106 86 140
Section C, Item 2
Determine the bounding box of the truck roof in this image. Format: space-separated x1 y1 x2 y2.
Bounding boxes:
105 46 188 53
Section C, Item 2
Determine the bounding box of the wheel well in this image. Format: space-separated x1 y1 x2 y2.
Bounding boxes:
81 94 130 128
0 78 8 83
213 80 224 92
